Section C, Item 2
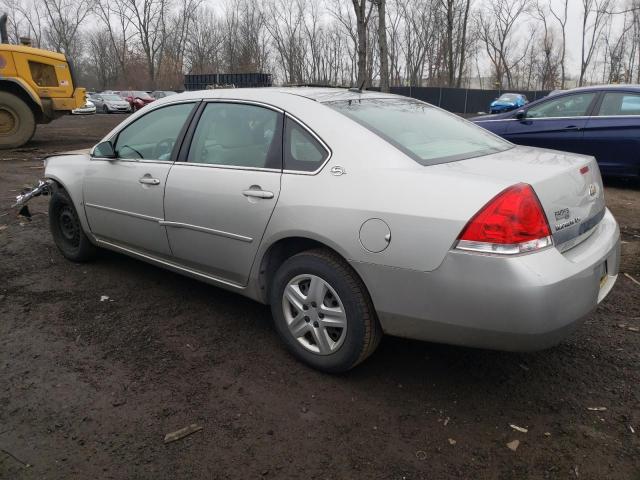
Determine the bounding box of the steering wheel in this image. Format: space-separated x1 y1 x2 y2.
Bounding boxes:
154 138 175 160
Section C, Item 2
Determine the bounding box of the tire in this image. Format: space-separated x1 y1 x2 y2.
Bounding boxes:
49 189 97 262
0 91 36 149
103 105 110 114
270 248 382 373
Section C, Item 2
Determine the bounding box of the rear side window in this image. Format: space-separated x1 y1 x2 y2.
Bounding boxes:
187 103 282 169
284 118 329 172
526 93 596 118
327 98 510 166
29 61 58 87
598 92 640 116
114 103 195 161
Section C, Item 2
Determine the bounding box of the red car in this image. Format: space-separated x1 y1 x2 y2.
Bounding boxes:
119 90 155 111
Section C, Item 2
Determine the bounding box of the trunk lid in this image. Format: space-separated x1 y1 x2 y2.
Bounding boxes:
449 145 605 251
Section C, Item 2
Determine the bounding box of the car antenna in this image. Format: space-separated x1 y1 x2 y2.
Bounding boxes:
348 79 366 93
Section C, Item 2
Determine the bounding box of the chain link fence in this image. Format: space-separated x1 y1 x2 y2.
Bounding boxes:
390 87 551 115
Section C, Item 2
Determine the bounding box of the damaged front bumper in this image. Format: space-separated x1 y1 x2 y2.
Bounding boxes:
13 179 54 217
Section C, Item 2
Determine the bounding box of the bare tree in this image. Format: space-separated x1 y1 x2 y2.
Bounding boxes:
548 0 568 88
351 0 375 87
265 0 305 84
534 1 560 89
373 0 390 91
41 0 93 59
477 0 531 88
120 0 170 88
579 0 612 86
439 0 472 87
88 28 120 89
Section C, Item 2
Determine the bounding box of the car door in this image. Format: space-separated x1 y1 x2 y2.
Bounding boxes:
91 95 104 110
83 102 197 256
163 101 283 286
582 91 640 176
504 92 598 154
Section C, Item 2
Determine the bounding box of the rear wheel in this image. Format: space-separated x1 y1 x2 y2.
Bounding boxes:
0 92 36 149
49 189 97 262
270 249 382 373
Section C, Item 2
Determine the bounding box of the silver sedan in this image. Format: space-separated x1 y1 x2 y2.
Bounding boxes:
89 93 132 114
23 87 620 372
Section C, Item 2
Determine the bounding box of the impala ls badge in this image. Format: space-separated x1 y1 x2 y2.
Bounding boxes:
589 183 597 197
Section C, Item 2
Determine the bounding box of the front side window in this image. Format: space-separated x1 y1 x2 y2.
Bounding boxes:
29 61 58 87
526 93 597 119
284 118 328 172
114 103 195 161
327 98 511 166
598 92 640 116
187 103 282 169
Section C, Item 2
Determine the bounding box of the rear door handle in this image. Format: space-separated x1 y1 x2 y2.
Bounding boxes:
242 189 274 199
139 177 160 185
564 125 581 130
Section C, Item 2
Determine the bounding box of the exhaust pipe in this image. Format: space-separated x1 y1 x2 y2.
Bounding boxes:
0 13 8 44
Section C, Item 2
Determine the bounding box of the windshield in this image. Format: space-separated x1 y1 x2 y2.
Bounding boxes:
101 94 122 101
133 91 153 99
326 98 512 166
498 94 519 101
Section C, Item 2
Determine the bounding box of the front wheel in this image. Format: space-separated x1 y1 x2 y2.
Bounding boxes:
49 189 97 262
0 91 36 149
270 249 382 373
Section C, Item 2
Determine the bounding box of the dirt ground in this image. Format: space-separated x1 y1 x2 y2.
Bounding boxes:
1 115 639 480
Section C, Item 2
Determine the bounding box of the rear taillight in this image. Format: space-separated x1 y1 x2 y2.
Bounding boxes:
456 183 553 255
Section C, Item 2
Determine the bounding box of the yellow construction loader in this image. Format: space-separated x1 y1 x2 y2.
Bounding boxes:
0 13 86 149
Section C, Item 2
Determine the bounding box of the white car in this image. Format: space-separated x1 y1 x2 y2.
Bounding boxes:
72 99 96 115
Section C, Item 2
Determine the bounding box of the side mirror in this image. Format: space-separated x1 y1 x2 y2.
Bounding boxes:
515 109 526 120
92 140 116 159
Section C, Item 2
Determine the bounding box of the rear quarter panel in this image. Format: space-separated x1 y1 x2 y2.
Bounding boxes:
255 101 513 274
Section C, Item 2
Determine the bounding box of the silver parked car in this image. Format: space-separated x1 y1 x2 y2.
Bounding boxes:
19 88 620 372
89 93 132 114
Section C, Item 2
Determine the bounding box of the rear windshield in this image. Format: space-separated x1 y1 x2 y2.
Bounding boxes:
326 98 512 166
133 91 153 99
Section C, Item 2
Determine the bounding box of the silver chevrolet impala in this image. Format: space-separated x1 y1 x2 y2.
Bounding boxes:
22 87 620 372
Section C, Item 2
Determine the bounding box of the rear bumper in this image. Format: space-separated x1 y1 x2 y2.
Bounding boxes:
353 208 620 351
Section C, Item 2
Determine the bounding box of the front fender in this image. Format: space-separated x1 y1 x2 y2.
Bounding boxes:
45 152 92 234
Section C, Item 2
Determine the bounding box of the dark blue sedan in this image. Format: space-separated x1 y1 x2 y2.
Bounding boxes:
472 85 640 177
489 93 528 114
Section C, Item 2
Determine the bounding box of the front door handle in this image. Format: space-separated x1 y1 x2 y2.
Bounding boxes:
139 177 160 185
242 189 274 199
564 125 581 130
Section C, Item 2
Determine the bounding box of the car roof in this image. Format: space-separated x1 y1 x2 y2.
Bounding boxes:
169 87 401 105
558 84 640 93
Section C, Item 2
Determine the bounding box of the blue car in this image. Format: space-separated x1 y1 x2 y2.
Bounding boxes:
489 93 528 114
472 85 640 177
